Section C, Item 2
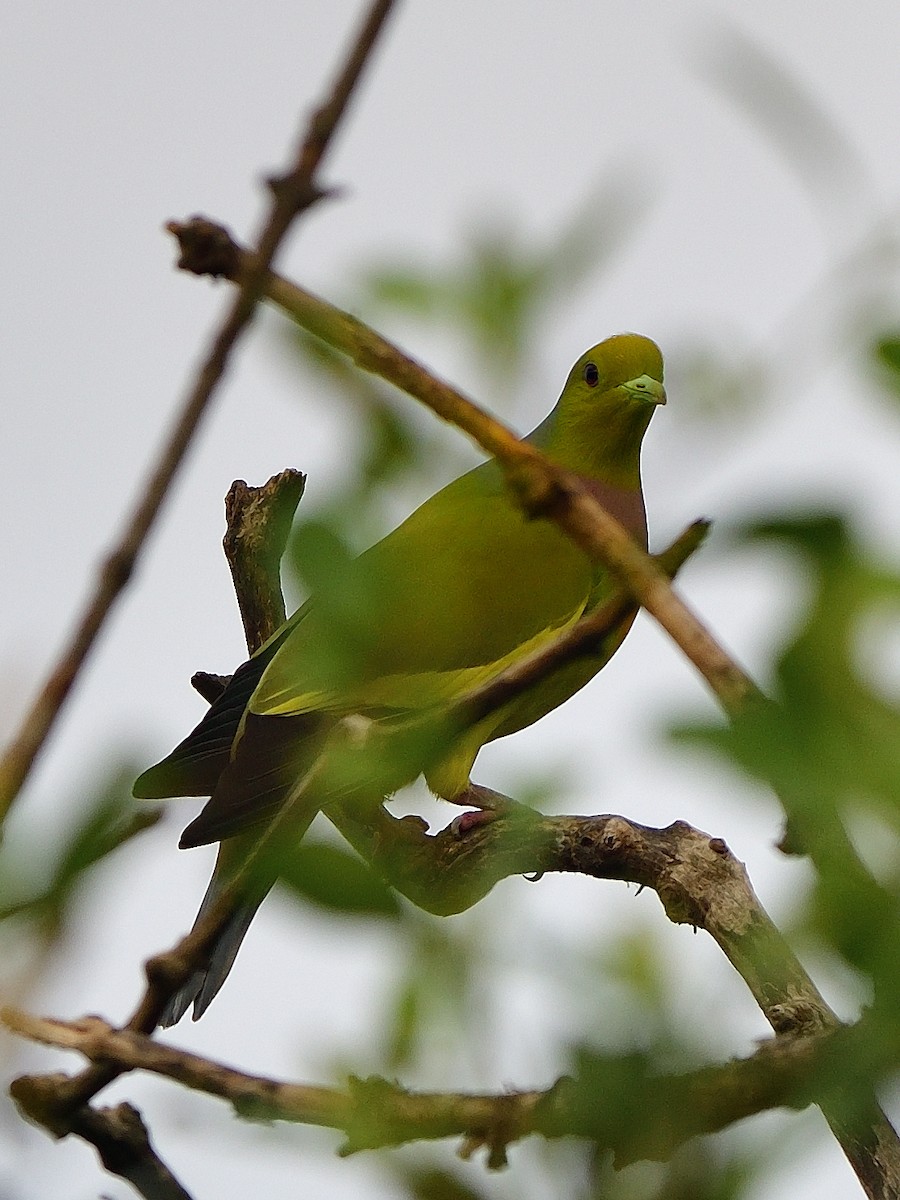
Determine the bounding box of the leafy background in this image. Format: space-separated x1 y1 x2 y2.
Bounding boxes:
1 2 899 1197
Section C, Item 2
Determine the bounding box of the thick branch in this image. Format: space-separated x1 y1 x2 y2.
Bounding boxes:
331 806 837 1026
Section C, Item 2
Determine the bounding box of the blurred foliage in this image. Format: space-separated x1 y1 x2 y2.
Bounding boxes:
8 43 900 1192
873 332 900 400
587 1141 754 1200
399 1164 492 1200
263 163 900 1198
663 343 767 426
278 837 400 918
357 179 649 392
672 507 900 1112
382 916 487 1073
280 332 435 556
674 514 900 835
0 764 159 940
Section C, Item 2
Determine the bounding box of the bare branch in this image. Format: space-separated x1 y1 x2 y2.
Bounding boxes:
69 1104 195 1200
0 0 396 828
3 1063 193 1200
223 469 307 653
11 1006 895 1178
1 0 399 1132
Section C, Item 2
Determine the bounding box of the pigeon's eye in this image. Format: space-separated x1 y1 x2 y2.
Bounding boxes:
583 362 600 387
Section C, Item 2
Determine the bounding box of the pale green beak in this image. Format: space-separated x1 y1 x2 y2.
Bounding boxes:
623 374 667 406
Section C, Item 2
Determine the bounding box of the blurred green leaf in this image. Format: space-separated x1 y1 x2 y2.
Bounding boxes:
278 839 399 918
385 974 421 1068
671 514 900 989
361 180 650 390
567 1048 657 1153
383 918 482 1071
607 930 668 1018
0 765 160 936
291 331 424 490
667 345 766 423
872 333 900 397
675 514 900 820
590 1141 754 1200
399 1166 489 1200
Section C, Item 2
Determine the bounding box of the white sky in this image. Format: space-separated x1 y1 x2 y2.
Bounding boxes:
2 2 899 1198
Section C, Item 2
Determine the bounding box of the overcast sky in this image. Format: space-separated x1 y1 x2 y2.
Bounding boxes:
2 3 899 1198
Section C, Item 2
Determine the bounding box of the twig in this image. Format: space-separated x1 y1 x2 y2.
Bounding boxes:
451 519 709 731
0 0 396 829
67 1103 194 1200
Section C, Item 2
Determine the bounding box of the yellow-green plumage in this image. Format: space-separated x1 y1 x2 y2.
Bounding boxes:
134 333 665 1022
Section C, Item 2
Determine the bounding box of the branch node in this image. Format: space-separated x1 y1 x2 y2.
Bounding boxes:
265 173 328 214
165 217 242 278
504 457 568 520
144 948 189 997
101 548 135 592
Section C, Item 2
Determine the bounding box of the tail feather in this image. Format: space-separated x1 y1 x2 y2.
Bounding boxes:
159 862 271 1027
134 639 285 800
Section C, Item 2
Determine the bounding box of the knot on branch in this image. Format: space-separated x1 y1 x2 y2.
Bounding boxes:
504 457 569 521
266 171 330 214
166 217 241 279
768 999 840 1038
144 946 193 997
458 1092 528 1170
568 816 637 870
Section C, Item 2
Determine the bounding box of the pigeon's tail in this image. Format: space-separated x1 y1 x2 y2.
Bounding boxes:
158 853 272 1027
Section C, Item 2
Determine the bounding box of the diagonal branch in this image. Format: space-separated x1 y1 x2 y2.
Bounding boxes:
167 218 757 718
0 0 396 829
1 0 399 1180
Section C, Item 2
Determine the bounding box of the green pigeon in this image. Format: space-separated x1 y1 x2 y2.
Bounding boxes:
134 333 666 1023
